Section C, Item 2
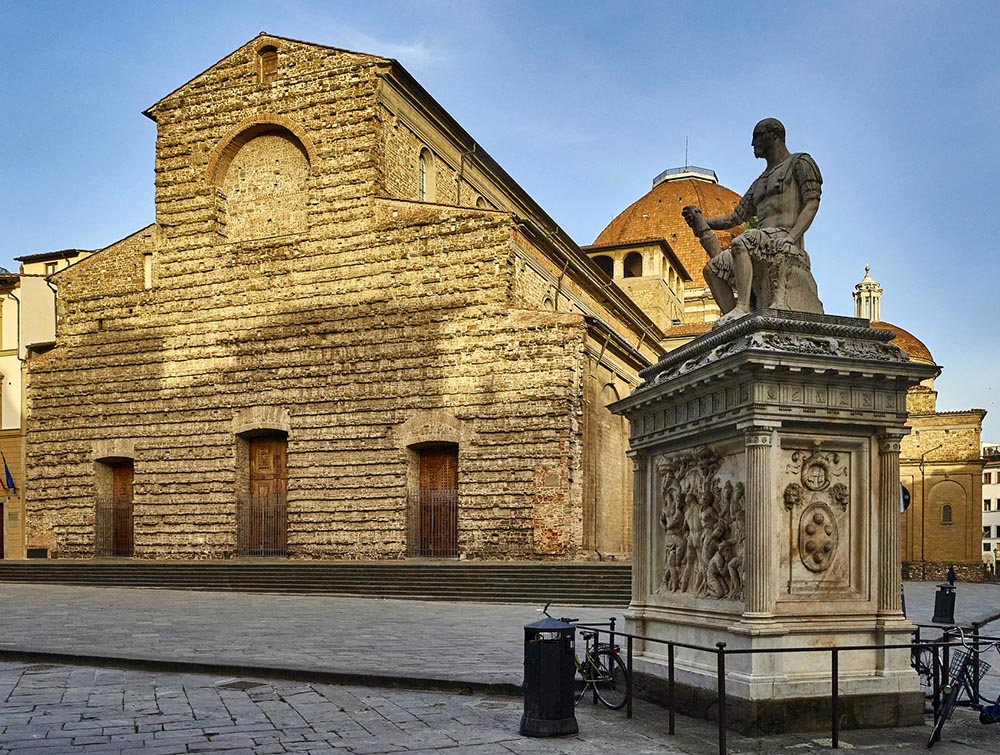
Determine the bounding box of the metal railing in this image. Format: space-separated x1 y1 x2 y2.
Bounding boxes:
569 618 1000 755
94 498 133 557
237 494 288 557
407 489 458 557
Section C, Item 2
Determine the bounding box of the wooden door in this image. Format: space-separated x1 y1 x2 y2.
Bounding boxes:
419 446 458 556
249 436 287 555
111 462 134 557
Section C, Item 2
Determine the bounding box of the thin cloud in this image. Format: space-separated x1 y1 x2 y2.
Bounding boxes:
273 0 448 69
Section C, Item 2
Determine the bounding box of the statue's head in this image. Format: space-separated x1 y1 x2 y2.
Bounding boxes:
752 118 786 157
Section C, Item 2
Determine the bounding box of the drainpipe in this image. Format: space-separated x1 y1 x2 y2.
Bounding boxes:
919 444 943 577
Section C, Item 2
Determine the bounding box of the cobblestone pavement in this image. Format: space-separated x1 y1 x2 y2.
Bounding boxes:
0 584 625 688
902 580 1000 628
0 661 996 755
0 581 998 753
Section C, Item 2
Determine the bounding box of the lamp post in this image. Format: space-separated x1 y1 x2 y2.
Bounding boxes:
919 444 943 580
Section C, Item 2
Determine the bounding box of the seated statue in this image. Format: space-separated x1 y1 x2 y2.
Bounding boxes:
682 118 824 327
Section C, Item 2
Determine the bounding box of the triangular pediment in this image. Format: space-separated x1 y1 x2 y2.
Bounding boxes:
144 32 390 119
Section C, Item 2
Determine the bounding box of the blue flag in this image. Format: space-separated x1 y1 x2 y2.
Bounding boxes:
1 452 15 492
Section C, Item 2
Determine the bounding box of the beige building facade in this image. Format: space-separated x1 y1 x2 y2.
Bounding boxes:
23 34 663 561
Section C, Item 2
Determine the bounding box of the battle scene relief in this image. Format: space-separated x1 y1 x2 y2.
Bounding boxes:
654 447 744 600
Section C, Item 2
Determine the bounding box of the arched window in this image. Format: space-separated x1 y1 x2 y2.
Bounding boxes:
418 148 436 202
941 504 953 524
258 46 278 85
592 255 614 278
623 252 643 278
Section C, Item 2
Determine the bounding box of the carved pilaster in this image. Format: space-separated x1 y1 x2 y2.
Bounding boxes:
878 434 904 615
744 427 775 618
631 452 648 601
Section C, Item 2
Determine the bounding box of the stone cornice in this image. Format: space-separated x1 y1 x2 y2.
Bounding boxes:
639 310 904 382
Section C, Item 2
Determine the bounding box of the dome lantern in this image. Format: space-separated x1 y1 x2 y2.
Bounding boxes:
853 265 883 321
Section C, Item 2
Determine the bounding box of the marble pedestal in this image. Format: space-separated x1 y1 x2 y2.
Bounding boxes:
610 311 938 733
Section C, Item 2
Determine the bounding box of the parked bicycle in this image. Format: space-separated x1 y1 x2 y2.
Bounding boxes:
926 627 1000 748
540 604 629 710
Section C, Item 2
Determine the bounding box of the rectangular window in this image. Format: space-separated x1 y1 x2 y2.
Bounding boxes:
986 543 993 552
985 472 993 484
44 261 57 275
985 526 992 538
986 500 993 511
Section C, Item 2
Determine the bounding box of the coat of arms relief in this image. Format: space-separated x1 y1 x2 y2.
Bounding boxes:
782 447 851 581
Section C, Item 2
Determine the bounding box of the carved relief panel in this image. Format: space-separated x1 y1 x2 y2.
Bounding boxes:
651 445 745 602
779 440 864 596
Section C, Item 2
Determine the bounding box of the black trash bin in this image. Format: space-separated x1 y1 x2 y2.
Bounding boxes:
932 583 956 624
519 616 578 737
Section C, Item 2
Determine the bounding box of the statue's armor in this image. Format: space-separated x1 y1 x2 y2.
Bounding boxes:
705 153 824 314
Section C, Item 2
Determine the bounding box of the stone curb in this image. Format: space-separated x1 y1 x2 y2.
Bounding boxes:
0 647 523 698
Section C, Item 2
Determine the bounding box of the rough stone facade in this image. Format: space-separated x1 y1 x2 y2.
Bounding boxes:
24 35 660 561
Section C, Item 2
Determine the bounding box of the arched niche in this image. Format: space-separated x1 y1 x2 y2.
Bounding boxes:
207 118 315 242
926 479 967 561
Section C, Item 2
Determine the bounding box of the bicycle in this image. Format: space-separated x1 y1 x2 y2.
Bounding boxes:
926 627 1000 747
539 604 629 710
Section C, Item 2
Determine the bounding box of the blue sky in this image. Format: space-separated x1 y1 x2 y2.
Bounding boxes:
2 0 998 437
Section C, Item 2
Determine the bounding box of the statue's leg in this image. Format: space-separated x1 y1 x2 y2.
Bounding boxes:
730 238 752 315
711 239 752 326
704 263 736 314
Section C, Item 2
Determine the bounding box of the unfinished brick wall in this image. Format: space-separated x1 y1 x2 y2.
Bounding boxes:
24 35 658 561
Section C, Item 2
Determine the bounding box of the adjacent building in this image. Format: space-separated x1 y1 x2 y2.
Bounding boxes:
982 444 1000 571
1 250 96 560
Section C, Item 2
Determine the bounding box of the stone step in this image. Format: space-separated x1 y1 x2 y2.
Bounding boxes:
0 562 632 606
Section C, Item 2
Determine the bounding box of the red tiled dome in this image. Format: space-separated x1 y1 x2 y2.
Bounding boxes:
594 174 741 288
871 321 934 362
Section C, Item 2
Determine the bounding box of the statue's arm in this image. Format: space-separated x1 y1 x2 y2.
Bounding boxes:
787 199 819 244
787 154 823 244
705 187 754 230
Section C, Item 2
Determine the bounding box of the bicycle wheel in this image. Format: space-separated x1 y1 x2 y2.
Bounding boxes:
592 649 629 710
927 684 960 748
912 646 935 690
